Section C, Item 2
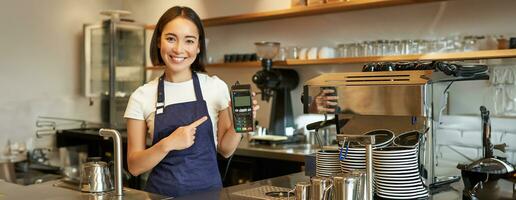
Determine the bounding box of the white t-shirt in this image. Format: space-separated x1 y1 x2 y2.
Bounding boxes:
124 73 230 146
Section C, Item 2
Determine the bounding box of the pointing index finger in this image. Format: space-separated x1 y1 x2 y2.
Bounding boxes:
189 116 208 128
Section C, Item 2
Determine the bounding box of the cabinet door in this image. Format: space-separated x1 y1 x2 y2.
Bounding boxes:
113 23 146 97
83 22 146 97
84 24 108 97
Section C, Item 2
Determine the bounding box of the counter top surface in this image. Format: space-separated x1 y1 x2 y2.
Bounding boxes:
2 172 514 199
234 136 318 162
176 172 515 200
0 179 171 200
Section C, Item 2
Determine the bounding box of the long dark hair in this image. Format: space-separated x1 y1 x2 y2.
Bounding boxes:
150 6 207 72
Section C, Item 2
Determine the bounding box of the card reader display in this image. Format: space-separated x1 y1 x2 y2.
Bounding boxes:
231 84 254 133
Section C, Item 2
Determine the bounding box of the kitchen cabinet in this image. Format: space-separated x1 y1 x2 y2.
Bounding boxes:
84 17 146 128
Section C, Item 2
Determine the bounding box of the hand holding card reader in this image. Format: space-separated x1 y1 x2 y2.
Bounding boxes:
231 83 254 133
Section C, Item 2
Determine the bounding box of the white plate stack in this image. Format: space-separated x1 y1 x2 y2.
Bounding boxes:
373 146 428 199
340 147 366 173
316 150 341 177
340 129 394 173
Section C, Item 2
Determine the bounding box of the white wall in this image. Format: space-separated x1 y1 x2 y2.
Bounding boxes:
2 0 516 153
123 0 516 128
0 0 123 151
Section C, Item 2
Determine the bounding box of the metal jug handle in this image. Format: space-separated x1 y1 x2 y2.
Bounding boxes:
286 188 296 200
322 182 334 200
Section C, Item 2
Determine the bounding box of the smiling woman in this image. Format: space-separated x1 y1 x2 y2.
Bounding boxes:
149 6 207 75
158 18 201 74
123 6 259 198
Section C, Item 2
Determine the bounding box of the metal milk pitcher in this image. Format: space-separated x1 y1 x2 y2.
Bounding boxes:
311 176 333 200
332 173 364 200
295 182 311 200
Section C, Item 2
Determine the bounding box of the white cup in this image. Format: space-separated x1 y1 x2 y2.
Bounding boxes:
298 48 309 60
307 47 318 60
318 46 336 59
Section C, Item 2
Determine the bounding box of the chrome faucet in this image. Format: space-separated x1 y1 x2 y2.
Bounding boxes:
99 129 123 196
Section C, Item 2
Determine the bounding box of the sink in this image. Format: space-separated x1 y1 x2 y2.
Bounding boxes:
12 168 62 186
53 178 130 192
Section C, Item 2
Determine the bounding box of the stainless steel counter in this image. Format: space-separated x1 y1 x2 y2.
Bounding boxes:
234 136 318 162
177 172 515 200
2 170 513 200
0 179 171 200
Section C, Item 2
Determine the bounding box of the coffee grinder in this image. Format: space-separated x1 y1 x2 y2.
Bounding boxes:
252 42 299 135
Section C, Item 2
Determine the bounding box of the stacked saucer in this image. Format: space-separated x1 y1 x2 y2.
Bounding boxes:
316 150 341 177
340 129 394 173
373 146 428 199
394 130 422 148
340 147 366 173
361 129 395 147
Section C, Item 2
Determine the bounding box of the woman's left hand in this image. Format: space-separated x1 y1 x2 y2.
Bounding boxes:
252 92 260 119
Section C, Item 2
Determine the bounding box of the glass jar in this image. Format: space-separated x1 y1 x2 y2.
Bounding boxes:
287 46 299 59
337 44 348 58
462 36 478 52
375 40 384 56
349 43 360 57
363 41 373 57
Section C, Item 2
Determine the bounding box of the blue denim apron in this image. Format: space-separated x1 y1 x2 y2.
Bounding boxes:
145 72 222 197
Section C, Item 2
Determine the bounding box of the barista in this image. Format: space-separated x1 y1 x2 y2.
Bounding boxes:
123 6 259 197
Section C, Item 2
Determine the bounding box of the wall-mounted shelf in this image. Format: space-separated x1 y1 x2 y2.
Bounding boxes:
146 62 262 70
145 0 446 28
175 49 516 69
283 49 516 66
206 62 262 68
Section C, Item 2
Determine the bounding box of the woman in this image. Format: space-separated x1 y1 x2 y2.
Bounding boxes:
124 6 258 197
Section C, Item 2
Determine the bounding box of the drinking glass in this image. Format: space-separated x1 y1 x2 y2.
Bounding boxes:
401 40 409 55
363 41 373 56
287 46 299 59
462 36 478 52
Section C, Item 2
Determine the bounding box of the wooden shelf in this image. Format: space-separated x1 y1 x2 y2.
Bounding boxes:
282 49 516 66
206 62 262 68
178 49 516 69
145 0 446 28
145 62 262 70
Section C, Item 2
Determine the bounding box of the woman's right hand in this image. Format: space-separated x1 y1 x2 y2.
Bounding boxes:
160 116 208 151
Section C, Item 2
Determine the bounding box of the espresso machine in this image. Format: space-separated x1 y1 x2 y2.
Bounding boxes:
302 70 433 184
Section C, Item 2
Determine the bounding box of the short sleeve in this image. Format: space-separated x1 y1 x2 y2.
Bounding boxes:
213 77 230 111
124 88 146 120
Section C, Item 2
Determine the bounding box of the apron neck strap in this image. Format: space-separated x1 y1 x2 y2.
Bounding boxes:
192 72 203 101
156 72 203 109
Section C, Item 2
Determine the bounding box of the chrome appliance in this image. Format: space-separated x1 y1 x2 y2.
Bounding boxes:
457 106 514 199
302 71 433 186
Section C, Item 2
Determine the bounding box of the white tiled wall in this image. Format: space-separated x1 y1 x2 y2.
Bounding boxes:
435 115 516 177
